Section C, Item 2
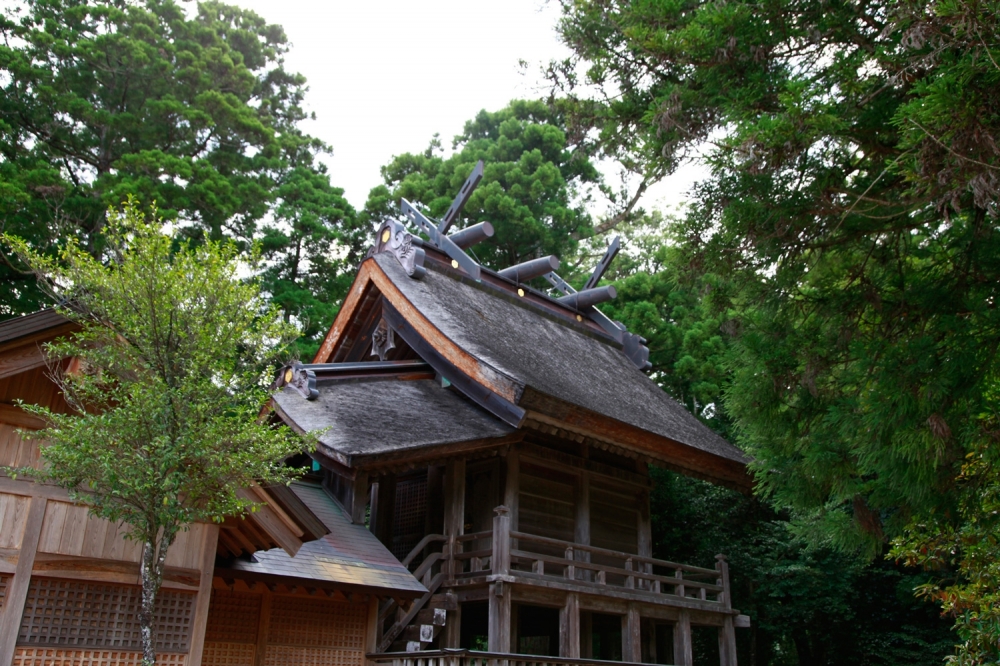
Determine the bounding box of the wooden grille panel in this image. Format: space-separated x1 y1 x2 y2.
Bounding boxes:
263 646 363 666
0 573 9 611
201 641 256 666
13 647 187 665
204 590 260 644
391 473 427 560
17 578 194 652
267 597 366 649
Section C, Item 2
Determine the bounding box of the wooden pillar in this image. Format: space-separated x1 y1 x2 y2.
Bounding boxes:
444 459 466 582
488 581 511 653
673 611 693 666
187 523 220 666
367 595 379 656
488 507 512 653
637 490 652 558
623 603 641 663
719 616 738 666
351 470 370 525
559 593 580 658
716 554 737 666
0 496 46 666
253 588 272 666
373 474 397 546
442 603 462 649
444 459 466 537
503 446 519 532
575 469 590 581
426 465 445 535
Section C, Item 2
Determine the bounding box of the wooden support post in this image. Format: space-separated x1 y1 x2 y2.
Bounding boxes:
253 587 272 666
188 523 220 666
575 469 590 581
623 603 642 663
719 616 738 666
504 446 519 530
488 581 511 653
367 595 380 655
444 459 466 537
492 507 511 576
674 610 693 666
373 474 397 546
0 496 46 666
444 459 466 580
489 506 512 654
442 602 462 649
351 469 369 525
560 593 580 658
716 554 737 666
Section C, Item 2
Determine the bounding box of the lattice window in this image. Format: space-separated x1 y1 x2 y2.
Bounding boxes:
267 598 366 650
0 574 9 612
17 578 193 653
392 473 427 560
13 647 186 665
263 646 363 666
204 590 260 644
201 641 255 666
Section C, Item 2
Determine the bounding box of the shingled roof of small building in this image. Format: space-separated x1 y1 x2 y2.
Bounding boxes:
221 480 427 597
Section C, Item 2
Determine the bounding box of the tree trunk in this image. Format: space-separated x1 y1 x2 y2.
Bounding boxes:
139 528 177 666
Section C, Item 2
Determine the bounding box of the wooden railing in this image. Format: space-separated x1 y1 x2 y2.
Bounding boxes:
368 649 650 666
447 507 732 607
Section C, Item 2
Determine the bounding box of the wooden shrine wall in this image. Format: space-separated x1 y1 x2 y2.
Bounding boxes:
0 369 219 666
202 584 374 666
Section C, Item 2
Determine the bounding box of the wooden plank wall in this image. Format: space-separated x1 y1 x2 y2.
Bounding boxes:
202 583 372 666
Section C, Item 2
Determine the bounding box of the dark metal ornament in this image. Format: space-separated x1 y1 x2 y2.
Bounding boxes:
372 219 426 279
370 317 396 361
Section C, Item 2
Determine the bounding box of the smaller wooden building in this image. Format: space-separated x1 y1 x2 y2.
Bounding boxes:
0 310 425 666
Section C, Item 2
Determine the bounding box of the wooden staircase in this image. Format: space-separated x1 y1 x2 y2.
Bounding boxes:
378 535 456 653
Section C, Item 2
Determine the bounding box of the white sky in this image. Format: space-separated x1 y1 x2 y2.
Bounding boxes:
232 0 705 217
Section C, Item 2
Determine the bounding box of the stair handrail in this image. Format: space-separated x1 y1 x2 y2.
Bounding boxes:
402 533 447 569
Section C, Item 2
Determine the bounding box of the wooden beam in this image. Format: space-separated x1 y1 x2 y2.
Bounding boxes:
560 593 580 658
0 496 46 666
674 610 693 666
187 524 220 666
0 343 50 381
0 402 46 430
444 459 466 538
521 397 752 492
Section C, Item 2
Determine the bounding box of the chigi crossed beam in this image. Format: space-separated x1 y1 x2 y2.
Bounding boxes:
394 160 651 371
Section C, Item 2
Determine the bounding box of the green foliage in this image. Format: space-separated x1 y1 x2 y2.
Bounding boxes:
652 469 954 666
555 0 1000 657
0 0 363 336
3 199 306 665
258 164 364 360
365 100 601 271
